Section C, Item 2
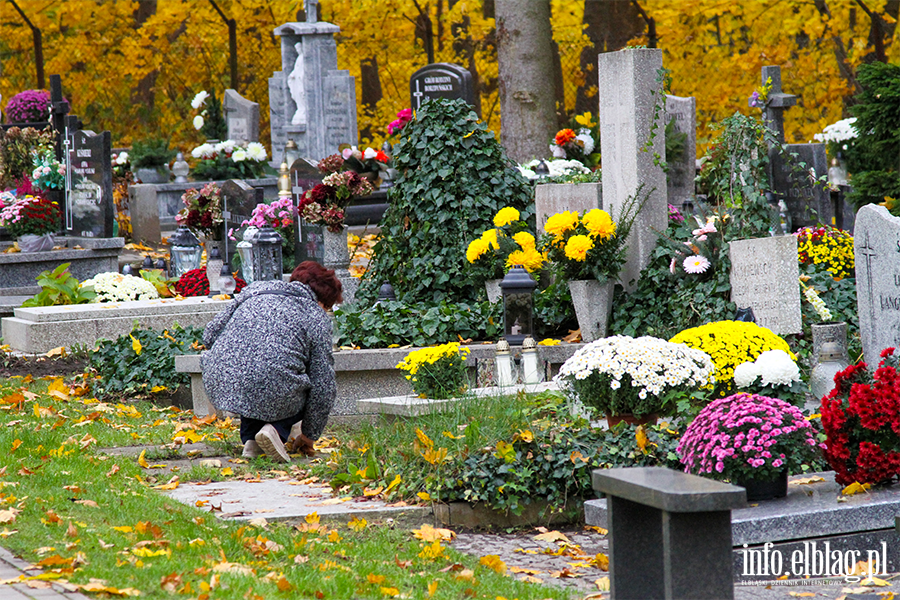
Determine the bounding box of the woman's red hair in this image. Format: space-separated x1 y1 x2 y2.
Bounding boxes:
290 261 343 308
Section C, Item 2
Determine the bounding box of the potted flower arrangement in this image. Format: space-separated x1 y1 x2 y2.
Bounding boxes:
466 206 545 302
0 194 61 252
4 90 51 124
555 335 716 424
190 90 227 142
678 392 824 501
820 348 900 486
189 140 269 181
130 138 176 183
338 144 393 186
176 182 223 240
670 320 794 398
236 196 297 274
395 341 470 400
795 226 854 280
539 190 643 341
81 272 160 303
174 268 247 297
549 112 599 168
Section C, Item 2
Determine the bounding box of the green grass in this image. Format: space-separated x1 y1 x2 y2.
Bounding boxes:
0 375 572 599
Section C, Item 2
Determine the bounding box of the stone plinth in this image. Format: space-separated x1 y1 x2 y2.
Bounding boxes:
729 235 801 335
534 183 602 235
0 237 124 296
2 296 230 353
129 178 278 243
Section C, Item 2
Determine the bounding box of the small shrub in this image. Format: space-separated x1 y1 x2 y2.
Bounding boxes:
21 263 96 307
90 324 204 397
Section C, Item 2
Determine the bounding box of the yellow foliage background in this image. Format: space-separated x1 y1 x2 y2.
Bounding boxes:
0 1 891 156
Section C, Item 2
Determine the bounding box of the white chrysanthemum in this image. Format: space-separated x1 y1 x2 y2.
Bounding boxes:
576 133 595 155
193 115 204 130
813 117 858 144
215 140 237 155
733 361 762 388
191 143 215 159
191 90 209 109
804 286 833 321
115 152 129 165
550 145 566 159
517 166 537 180
246 142 267 162
82 273 159 303
755 349 801 387
232 149 247 162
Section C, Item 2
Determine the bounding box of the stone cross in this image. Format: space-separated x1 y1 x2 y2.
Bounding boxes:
305 0 318 23
761 65 797 145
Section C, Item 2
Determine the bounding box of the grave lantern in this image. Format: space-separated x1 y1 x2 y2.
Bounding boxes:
494 338 515 387
218 263 237 298
377 281 396 302
521 336 543 384
236 226 257 285
278 160 291 198
500 265 537 346
283 138 300 168
168 226 202 277
533 160 550 178
250 224 283 282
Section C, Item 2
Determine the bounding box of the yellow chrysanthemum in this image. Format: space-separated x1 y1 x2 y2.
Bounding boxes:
506 248 546 273
493 207 520 227
544 211 579 238
582 209 616 239
466 238 490 263
512 231 535 250
481 228 500 250
564 235 593 262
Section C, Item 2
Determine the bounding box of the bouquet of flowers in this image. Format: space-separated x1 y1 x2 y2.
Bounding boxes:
387 108 413 135
813 117 858 158
550 128 598 168
820 348 900 485
175 268 247 297
678 392 823 482
176 182 223 240
466 207 545 280
4 90 51 124
540 189 642 282
554 335 716 419
0 194 60 237
191 90 227 141
236 196 297 272
31 148 66 191
298 170 374 232
733 349 805 407
795 226 854 280
339 145 391 174
111 151 131 179
82 272 160 303
190 140 268 181
662 214 725 280
670 321 794 397
395 342 470 400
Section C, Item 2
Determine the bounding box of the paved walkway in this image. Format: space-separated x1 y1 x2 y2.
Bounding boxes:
0 547 91 599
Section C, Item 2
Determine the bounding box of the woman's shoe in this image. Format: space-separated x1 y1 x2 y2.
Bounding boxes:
254 424 291 463
242 440 263 458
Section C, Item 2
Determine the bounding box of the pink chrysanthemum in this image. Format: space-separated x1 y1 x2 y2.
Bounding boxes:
683 255 711 274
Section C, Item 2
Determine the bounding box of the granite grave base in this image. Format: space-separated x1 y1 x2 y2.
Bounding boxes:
585 471 900 582
0 236 125 296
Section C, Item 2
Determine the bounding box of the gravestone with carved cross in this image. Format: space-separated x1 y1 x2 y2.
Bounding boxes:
854 203 900 368
762 65 832 229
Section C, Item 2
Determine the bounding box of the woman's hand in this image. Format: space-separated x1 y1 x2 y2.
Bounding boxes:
289 433 316 457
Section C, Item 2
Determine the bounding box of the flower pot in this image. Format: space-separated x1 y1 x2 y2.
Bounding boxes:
485 279 502 304
736 469 788 502
605 412 658 427
568 279 614 343
17 233 55 252
323 226 350 270
134 166 170 184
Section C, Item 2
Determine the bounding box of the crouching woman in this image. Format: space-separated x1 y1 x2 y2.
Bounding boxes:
201 261 341 462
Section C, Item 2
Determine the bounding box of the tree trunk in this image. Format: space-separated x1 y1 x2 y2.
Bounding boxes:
131 0 158 116
495 0 557 163
359 57 383 140
575 0 644 116
452 15 484 117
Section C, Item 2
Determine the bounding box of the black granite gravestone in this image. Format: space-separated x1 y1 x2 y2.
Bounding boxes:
770 143 831 230
290 158 325 264
221 179 264 237
409 63 474 110
66 118 114 238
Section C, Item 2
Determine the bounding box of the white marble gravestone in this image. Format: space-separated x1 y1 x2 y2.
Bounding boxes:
854 204 900 368
598 48 668 291
729 235 801 335
268 6 357 163
664 94 696 209
223 89 259 144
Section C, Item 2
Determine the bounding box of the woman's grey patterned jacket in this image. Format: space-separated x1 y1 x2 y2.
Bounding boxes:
200 279 336 440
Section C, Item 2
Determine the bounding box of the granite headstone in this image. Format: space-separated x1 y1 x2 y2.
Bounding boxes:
223 89 260 144
664 94 696 209
220 179 264 239
854 204 900 368
268 10 357 163
770 143 831 230
290 158 325 264
409 63 475 110
65 118 114 239
598 48 668 291
729 235 801 335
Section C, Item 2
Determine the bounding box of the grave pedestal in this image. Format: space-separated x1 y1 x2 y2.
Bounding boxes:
534 183 602 235
0 237 124 296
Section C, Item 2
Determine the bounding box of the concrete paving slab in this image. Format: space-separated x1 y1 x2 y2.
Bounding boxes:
161 478 429 525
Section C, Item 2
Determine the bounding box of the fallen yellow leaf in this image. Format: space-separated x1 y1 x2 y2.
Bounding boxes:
137 450 149 469
367 573 386 584
220 467 234 476
790 476 825 485
412 524 455 542
510 566 541 575
348 516 367 532
427 580 438 596
534 530 570 544
635 425 649 452
842 481 871 496
130 335 142 356
479 555 506 574
380 587 399 597
595 577 610 591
